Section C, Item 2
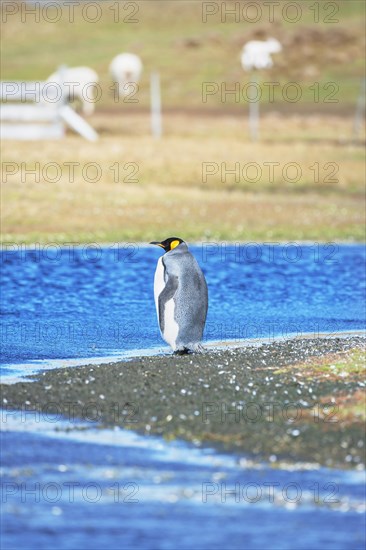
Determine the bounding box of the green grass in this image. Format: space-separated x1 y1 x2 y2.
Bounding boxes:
324 349 366 376
275 349 366 378
274 348 366 423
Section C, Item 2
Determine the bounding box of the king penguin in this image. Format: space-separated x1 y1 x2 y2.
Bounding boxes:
150 237 208 354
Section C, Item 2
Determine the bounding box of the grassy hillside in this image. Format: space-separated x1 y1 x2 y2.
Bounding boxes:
1 0 365 109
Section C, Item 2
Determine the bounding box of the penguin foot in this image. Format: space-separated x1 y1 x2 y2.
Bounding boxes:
173 344 206 355
173 347 191 355
195 344 206 353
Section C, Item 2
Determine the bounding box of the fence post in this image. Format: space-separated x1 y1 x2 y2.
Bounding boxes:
150 72 162 138
354 78 365 138
249 72 260 142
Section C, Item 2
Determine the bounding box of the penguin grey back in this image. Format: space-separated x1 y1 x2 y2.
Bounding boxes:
160 243 208 350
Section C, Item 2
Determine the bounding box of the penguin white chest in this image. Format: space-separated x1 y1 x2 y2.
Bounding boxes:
154 257 179 350
153 257 165 310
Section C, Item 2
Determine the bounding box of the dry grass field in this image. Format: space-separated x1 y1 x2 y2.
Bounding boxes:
1 112 364 243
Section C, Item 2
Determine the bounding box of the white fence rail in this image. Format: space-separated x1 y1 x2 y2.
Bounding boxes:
0 75 98 141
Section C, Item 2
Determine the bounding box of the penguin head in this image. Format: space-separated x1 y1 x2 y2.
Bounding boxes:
150 237 184 253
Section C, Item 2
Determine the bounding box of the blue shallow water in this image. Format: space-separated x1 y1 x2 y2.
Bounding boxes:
1 245 365 549
1 243 365 376
1 412 365 550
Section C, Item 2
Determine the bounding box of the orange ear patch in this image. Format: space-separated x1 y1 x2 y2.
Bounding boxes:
170 240 181 250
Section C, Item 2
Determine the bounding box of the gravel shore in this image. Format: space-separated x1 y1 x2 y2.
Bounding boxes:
2 336 365 469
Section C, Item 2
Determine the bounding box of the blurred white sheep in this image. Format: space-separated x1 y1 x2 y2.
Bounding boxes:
109 53 143 97
45 66 99 116
241 38 282 71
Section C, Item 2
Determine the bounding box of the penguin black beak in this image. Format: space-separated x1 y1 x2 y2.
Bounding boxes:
149 241 164 248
